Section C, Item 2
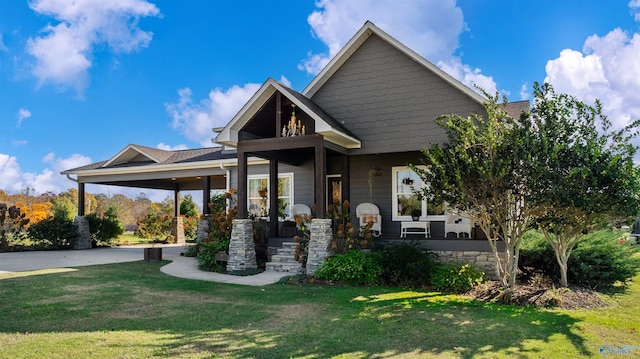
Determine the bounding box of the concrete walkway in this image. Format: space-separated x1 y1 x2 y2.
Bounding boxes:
0 245 291 286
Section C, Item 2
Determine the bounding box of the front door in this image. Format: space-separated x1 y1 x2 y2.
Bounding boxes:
327 175 342 208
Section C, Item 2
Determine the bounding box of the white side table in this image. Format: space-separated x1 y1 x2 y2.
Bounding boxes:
400 221 431 238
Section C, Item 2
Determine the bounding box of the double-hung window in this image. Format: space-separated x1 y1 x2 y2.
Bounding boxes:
247 173 293 219
391 166 445 221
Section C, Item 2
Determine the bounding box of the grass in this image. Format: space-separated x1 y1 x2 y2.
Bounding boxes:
114 232 156 246
0 261 639 358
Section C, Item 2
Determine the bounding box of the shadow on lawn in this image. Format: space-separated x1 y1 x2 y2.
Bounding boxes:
0 262 591 358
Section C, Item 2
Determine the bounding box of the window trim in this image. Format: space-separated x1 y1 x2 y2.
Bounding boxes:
391 166 448 222
247 173 294 220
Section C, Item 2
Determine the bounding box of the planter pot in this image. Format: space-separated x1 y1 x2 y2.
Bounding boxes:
411 216 420 221
144 247 163 261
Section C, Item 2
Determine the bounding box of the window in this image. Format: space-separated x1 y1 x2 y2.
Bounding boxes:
248 173 293 219
392 166 445 221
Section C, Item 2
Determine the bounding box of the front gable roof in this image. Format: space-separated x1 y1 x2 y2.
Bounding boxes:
302 21 486 106
214 78 361 149
101 144 172 168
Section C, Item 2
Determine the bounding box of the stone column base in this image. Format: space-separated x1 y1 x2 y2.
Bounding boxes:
227 219 257 272
171 216 185 244
73 216 91 249
196 217 210 243
306 219 334 275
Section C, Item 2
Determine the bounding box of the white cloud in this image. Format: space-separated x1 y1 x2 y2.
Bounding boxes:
630 0 640 21
165 84 261 146
545 27 640 129
519 83 530 101
26 0 160 95
17 108 32 126
0 152 92 195
279 75 292 88
299 0 496 95
437 57 498 96
0 154 23 193
156 143 188 151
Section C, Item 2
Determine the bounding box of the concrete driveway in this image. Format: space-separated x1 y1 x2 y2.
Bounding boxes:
0 244 290 286
0 245 185 273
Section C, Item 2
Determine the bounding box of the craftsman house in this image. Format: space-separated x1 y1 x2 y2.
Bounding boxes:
63 21 526 271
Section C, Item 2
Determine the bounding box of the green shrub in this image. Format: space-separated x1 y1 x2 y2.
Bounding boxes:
519 230 557 276
431 263 486 293
182 216 199 241
520 229 640 290
315 250 382 286
183 243 199 257
86 207 124 247
136 207 172 240
27 215 78 249
196 240 230 272
568 232 640 290
377 242 437 287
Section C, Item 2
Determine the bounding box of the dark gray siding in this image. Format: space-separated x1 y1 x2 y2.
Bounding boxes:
230 161 315 207
348 152 434 238
311 34 485 155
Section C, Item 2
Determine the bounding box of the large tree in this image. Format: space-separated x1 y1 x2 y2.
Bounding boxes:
413 91 532 289
525 82 640 287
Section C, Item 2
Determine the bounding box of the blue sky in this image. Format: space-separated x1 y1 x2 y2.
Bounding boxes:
1 0 639 201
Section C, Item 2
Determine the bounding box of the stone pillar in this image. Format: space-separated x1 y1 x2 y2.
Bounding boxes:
171 216 185 244
196 216 210 243
306 218 333 275
227 219 257 272
73 216 91 249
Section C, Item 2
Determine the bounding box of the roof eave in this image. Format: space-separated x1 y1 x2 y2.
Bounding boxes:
62 157 268 177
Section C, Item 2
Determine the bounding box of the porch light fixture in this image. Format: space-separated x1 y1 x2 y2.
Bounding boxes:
282 104 305 137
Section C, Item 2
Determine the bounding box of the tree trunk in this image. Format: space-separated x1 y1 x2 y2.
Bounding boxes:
555 249 569 287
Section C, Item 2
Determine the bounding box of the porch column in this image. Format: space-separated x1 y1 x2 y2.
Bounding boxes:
77 182 85 216
202 175 211 215
237 145 248 218
314 140 326 218
269 158 279 237
173 186 180 217
74 182 91 249
171 185 185 244
341 154 350 206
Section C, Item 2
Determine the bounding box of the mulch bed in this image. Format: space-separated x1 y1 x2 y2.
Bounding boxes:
285 273 607 309
465 275 607 309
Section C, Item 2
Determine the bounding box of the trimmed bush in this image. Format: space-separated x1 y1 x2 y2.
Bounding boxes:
377 242 437 287
520 229 640 290
315 250 382 286
431 263 486 293
27 215 78 249
86 210 124 247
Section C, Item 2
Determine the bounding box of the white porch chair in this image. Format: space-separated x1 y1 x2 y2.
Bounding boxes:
356 202 382 237
291 204 312 217
445 214 471 238
291 204 312 227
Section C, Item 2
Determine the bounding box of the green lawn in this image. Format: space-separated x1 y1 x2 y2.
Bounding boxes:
0 261 638 358
114 231 156 246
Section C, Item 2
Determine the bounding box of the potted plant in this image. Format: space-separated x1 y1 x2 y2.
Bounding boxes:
410 209 421 221
402 177 414 186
